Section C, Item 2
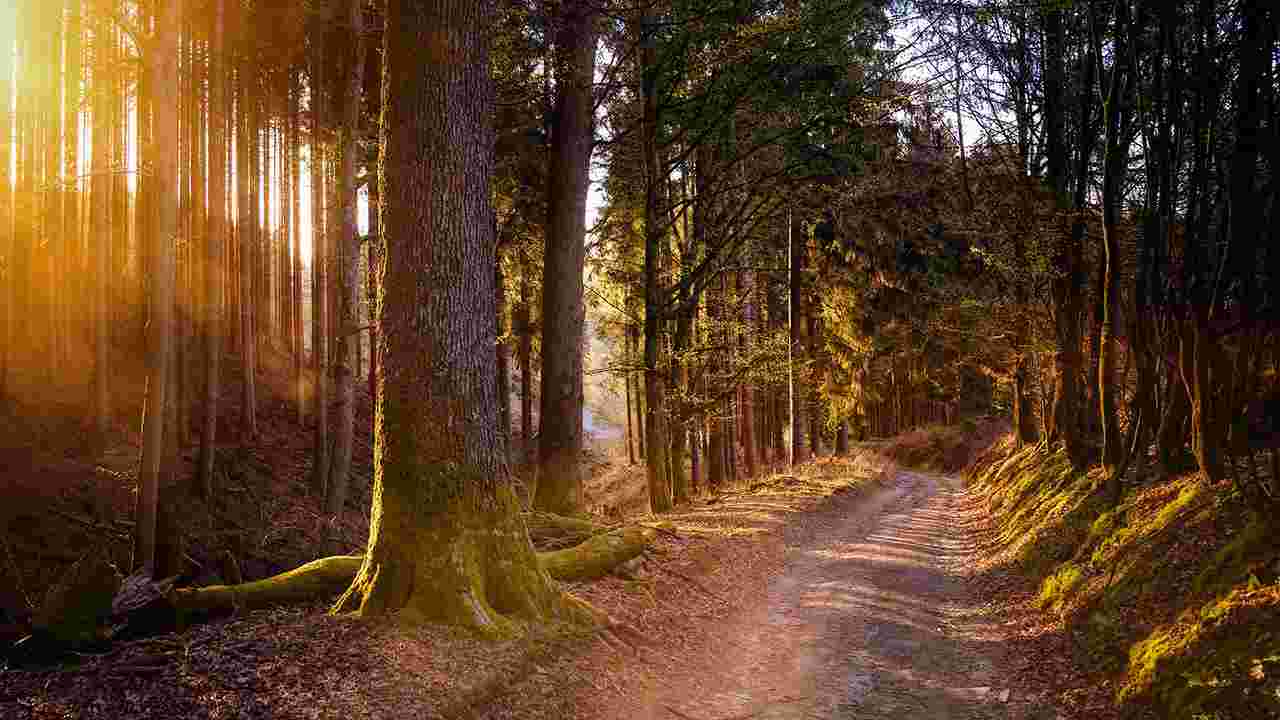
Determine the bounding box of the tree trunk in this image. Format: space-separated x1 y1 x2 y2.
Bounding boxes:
136 0 181 575
669 303 692 504
61 0 80 378
789 209 805 465
292 71 305 425
496 256 512 459
624 362 635 465
199 0 228 500
237 63 258 439
535 0 598 516
807 302 822 457
640 10 671 513
1099 4 1131 485
333 0 581 633
740 270 757 478
517 248 533 463
90 11 112 448
0 3 11 398
311 49 330 498
326 0 366 516
367 179 379 406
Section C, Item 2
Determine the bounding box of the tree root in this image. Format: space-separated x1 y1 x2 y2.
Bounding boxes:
523 511 612 550
537 526 657 582
165 526 657 615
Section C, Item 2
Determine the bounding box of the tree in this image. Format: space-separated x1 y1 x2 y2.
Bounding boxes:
199 0 228 499
237 29 258 440
326 0 367 516
135 0 182 574
535 0 599 516
333 0 582 632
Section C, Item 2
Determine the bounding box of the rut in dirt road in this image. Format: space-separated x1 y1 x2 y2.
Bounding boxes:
652 470 1041 720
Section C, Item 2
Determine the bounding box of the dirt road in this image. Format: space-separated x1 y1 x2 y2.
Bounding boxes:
628 469 1045 720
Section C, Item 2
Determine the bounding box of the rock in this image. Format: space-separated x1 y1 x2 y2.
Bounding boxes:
31 549 120 648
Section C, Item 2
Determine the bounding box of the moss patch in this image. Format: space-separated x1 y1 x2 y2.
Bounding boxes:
970 438 1280 718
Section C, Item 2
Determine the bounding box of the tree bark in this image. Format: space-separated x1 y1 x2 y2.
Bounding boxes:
367 179 379 406
535 0 598 516
136 0 181 575
789 209 806 465
517 247 533 463
291 71 305 425
326 0 366 516
497 255 512 459
333 0 582 633
310 47 330 498
1098 2 1131 486
740 269 757 478
237 60 258 439
90 9 112 448
640 10 671 513
0 3 11 398
199 0 228 500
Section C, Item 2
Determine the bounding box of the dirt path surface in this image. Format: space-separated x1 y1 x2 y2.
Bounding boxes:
616 469 1045 720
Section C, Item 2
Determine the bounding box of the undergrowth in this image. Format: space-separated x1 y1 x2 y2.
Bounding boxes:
966 438 1280 718
881 417 1007 474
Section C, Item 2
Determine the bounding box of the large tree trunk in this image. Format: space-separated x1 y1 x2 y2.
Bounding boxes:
333 0 581 633
326 0 366 516
535 0 598 516
199 0 228 500
136 0 181 575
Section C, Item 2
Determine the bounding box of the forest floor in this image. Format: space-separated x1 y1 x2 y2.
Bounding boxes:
1 402 1106 719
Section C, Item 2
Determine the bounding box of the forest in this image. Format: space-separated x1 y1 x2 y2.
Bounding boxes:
0 0 1277 718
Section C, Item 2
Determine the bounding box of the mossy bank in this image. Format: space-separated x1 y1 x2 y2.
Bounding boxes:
967 438 1279 719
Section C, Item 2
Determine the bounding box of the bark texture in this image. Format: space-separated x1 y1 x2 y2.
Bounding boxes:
333 0 579 634
535 0 598 516
136 0 182 574
326 0 366 516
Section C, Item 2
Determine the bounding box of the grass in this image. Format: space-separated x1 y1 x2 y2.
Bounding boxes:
963 435 1280 718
